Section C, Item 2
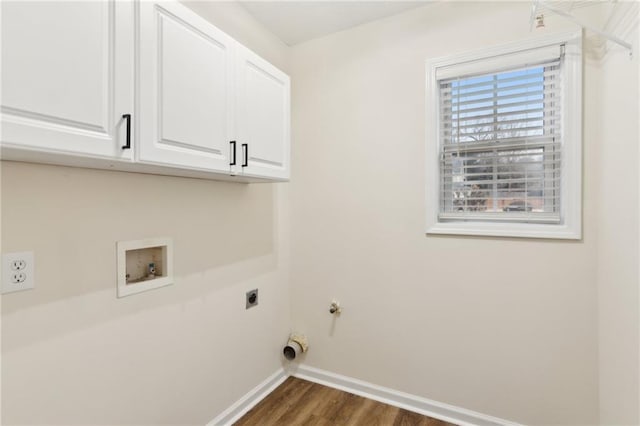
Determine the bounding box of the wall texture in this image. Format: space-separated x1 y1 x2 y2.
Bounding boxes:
2 1 638 425
1 2 291 424
288 2 623 424
596 21 640 425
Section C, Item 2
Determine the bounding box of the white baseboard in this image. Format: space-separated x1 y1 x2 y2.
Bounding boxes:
290 365 522 426
208 364 522 426
208 368 288 426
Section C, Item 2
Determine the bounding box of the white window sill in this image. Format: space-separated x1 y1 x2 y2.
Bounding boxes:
426 221 581 240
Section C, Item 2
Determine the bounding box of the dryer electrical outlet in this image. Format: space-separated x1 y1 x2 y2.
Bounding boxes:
246 289 258 309
2 251 35 294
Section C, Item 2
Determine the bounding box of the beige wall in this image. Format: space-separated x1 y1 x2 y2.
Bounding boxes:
2 1 638 425
289 2 614 424
1 2 291 424
596 25 640 425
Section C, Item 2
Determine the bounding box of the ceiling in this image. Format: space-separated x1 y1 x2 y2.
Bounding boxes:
238 1 429 46
237 1 616 47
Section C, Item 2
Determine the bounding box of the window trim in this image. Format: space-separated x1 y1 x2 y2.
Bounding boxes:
425 31 582 240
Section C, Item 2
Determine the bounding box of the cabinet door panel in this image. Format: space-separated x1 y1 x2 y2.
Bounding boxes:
236 45 290 180
138 2 234 172
0 1 133 159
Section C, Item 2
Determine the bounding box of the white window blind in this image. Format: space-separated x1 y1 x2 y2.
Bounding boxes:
438 49 564 223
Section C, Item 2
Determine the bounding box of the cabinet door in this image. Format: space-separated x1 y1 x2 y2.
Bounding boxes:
0 1 133 160
235 45 290 180
138 1 235 172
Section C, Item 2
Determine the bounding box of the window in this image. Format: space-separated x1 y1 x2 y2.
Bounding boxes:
426 32 582 239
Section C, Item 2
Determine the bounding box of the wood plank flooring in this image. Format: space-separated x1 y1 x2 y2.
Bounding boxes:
234 377 456 426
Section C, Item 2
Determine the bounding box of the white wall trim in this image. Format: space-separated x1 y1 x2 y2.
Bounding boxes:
209 364 524 426
207 368 288 426
291 365 523 426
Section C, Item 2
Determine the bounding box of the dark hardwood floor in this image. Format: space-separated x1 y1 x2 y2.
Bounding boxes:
234 377 456 425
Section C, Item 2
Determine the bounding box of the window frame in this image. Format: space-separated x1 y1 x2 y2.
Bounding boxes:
425 31 582 239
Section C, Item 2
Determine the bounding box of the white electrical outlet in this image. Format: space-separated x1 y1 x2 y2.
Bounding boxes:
2 251 35 294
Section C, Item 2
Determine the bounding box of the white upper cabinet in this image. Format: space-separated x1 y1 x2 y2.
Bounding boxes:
1 1 134 160
0 0 290 182
137 1 236 173
235 45 291 180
